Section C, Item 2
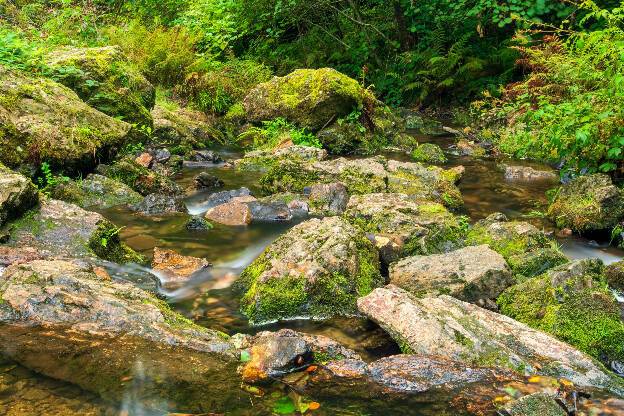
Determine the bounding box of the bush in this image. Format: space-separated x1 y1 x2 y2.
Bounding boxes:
240 118 322 150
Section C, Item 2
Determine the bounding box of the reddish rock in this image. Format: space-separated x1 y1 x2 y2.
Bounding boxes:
135 153 153 168
205 202 252 226
152 247 211 289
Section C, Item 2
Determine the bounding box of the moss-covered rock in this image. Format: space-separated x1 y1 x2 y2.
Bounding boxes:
96 155 181 196
548 174 624 233
151 105 221 148
466 213 552 260
46 46 154 129
244 68 369 132
498 259 624 364
0 67 132 173
507 248 569 280
236 145 327 172
411 143 447 164
49 173 142 209
606 259 624 292
234 216 382 325
502 393 567 416
0 163 38 227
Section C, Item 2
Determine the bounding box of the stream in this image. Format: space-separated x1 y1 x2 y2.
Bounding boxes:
1 131 623 415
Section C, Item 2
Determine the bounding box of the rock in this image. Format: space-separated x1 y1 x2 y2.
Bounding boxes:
4 198 144 264
548 174 624 233
258 193 310 218
0 67 131 173
345 193 463 265
504 165 557 181
243 68 368 132
96 155 181 196
240 328 360 383
466 213 551 259
152 247 211 290
498 259 624 364
246 200 293 222
153 148 171 163
0 260 245 412
455 139 487 157
187 150 223 164
187 172 224 194
46 46 154 128
0 164 38 227
197 187 252 211
131 193 186 214
135 152 153 168
48 173 142 209
357 285 624 395
205 201 252 226
507 248 569 279
186 215 213 231
606 259 624 292
411 143 447 164
237 145 327 171
308 182 349 216
151 105 219 148
0 246 42 267
389 245 512 302
398 109 446 135
235 216 382 325
502 392 566 416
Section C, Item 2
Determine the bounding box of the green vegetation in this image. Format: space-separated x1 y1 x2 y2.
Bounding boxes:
239 118 321 150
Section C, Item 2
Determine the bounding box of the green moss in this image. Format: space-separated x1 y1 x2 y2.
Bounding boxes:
466 221 550 260
259 161 320 195
399 343 415 354
313 351 343 363
88 220 146 265
508 248 569 280
246 276 308 324
411 143 448 164
143 298 212 333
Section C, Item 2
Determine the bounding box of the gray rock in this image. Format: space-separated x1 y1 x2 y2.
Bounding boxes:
186 215 213 231
237 145 327 171
503 165 557 181
357 285 624 395
0 164 38 227
246 200 292 222
187 172 224 193
198 187 251 210
131 193 186 214
389 245 512 302
309 182 349 216
188 150 223 164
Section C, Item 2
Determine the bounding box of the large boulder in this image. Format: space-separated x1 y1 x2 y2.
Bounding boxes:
0 164 38 227
4 198 143 264
151 105 220 149
357 285 624 395
96 155 181 196
243 68 367 132
48 173 142 209
236 145 327 172
0 67 131 173
46 46 154 128
235 216 382 325
465 213 552 259
345 193 463 265
548 174 624 233
0 260 245 412
606 259 624 292
411 143 447 164
389 245 512 302
498 259 624 364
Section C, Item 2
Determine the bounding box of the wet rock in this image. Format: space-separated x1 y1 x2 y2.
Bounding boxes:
308 182 349 216
0 67 131 173
507 248 569 279
186 215 214 231
246 200 292 222
606 259 624 292
205 201 252 226
96 155 181 196
135 152 153 168
456 139 487 157
502 392 566 416
152 247 211 290
131 193 186 214
0 246 42 267
548 174 624 233
240 328 360 383
188 150 223 164
187 172 224 193
237 145 327 171
198 187 252 210
411 143 447 164
357 285 624 395
5 198 144 264
48 173 142 209
498 259 624 365
0 260 245 413
258 193 309 218
390 245 512 302
345 193 463 265
0 164 38 227
235 216 382 325
46 46 154 128
466 213 552 260
153 148 171 163
503 165 557 181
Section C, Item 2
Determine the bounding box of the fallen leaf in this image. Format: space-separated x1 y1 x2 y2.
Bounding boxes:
304 365 318 373
309 402 320 410
121 376 133 382
528 375 541 383
559 378 574 387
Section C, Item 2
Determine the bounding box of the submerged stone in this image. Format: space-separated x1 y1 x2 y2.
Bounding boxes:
235 216 382 325
48 173 142 209
0 164 38 227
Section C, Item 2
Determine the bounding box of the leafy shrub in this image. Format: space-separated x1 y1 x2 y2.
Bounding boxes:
0 26 46 73
240 118 322 150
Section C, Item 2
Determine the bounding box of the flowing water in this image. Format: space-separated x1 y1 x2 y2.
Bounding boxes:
2 132 624 415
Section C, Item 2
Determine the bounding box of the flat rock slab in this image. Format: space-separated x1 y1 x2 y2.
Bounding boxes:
389 245 512 302
357 285 624 395
152 247 211 290
205 201 253 226
0 164 38 227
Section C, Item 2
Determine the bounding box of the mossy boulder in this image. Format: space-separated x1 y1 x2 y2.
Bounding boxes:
0 67 132 174
244 68 369 132
502 393 567 416
49 173 142 209
3 197 144 264
345 193 463 265
606 260 624 292
236 145 327 172
96 155 181 196
0 163 38 227
234 216 382 325
411 143 447 164
46 46 154 128
507 248 569 280
466 213 552 260
548 174 624 233
151 105 221 148
498 259 624 364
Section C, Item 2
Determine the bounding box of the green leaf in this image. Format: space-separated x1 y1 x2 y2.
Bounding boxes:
240 350 251 362
273 396 296 414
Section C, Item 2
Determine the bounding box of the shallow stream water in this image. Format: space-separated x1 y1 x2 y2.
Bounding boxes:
2 133 624 415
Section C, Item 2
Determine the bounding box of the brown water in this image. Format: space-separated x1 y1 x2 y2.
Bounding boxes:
3 134 624 415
